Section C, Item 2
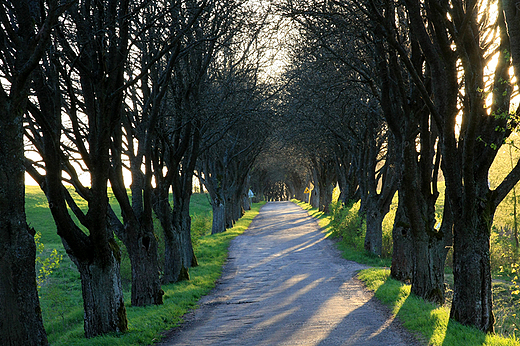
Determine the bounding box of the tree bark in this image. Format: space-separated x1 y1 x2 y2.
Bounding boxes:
166 191 197 283
364 200 384 256
109 151 163 306
450 194 495 333
0 105 47 345
390 198 414 282
74 250 128 337
128 234 163 306
212 200 227 234
0 0 63 343
503 0 520 81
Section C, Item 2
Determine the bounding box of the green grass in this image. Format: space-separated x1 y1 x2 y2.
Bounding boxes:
292 199 391 267
26 186 265 345
292 199 332 234
358 268 520 346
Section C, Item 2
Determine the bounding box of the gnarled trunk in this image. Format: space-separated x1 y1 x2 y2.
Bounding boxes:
109 168 163 307
363 196 384 256
411 233 446 304
73 250 127 338
211 200 226 234
162 191 197 283
127 231 163 306
390 198 414 282
450 195 495 333
318 180 334 213
0 197 47 346
0 227 47 346
0 96 47 345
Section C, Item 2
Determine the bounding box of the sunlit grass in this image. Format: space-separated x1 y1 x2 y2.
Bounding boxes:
358 268 520 346
292 199 391 267
291 199 332 234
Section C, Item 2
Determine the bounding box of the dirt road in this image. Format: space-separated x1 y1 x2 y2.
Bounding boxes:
157 201 421 346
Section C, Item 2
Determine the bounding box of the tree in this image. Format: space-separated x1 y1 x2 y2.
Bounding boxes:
280 3 400 255
107 0 205 307
24 0 143 337
150 0 252 283
381 0 520 331
363 0 453 302
0 0 64 344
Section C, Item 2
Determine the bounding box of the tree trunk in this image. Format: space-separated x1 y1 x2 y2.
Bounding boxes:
450 197 495 333
390 198 414 282
364 196 383 256
163 192 197 283
162 228 184 283
503 0 520 82
310 186 320 208
81 171 128 337
0 226 47 346
319 180 334 213
243 194 251 211
401 156 448 304
74 252 128 338
127 231 163 306
411 232 446 304
211 200 226 234
39 170 129 338
172 200 196 281
225 196 235 228
0 100 48 345
153 189 181 284
109 162 163 307
0 182 47 345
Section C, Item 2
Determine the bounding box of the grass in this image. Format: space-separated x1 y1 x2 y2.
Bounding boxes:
295 198 520 346
358 268 520 346
27 186 265 345
292 199 391 267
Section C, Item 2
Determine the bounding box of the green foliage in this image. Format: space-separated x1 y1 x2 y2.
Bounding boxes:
494 279 520 339
329 200 364 250
491 230 519 280
327 198 395 260
34 232 63 291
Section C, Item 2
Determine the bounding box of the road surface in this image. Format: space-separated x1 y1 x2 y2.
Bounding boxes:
157 201 421 346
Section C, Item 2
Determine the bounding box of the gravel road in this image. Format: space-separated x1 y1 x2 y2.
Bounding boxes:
156 201 422 346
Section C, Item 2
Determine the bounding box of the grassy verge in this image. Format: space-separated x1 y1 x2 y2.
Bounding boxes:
293 199 520 346
292 199 391 267
358 268 520 346
28 186 265 345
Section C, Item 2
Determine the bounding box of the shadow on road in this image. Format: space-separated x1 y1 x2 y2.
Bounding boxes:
158 201 421 346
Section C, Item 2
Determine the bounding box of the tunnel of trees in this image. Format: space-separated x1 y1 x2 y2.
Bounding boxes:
1 0 520 344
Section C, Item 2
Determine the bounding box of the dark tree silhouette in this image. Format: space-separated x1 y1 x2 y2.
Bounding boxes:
0 0 65 344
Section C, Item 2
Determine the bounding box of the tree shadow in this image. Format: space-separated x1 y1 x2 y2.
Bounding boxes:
368 274 488 346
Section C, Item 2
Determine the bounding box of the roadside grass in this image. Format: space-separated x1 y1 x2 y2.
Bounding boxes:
292 199 391 267
27 186 265 345
359 268 520 346
294 199 520 346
